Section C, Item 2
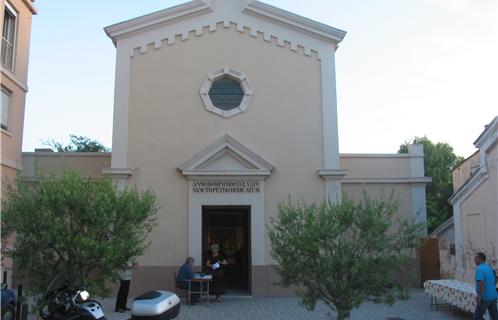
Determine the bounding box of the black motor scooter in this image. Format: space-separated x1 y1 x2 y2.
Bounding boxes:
38 277 106 320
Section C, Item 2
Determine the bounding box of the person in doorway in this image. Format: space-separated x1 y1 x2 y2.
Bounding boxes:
473 252 498 320
207 243 227 303
115 260 138 313
176 257 200 304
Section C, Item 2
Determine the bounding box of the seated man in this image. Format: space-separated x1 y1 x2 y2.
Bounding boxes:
176 257 200 304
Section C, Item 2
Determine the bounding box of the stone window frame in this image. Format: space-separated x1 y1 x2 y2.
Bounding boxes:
2 1 18 71
1 86 12 132
200 67 253 118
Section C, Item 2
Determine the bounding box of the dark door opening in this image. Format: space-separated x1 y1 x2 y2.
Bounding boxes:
202 206 251 294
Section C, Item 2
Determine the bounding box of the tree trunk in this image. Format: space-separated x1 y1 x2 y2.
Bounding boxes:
337 309 351 320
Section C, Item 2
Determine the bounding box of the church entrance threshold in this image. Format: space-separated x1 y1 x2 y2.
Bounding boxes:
202 206 251 295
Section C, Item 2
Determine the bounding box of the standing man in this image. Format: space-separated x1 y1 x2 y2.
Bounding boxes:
115 260 138 313
474 252 498 320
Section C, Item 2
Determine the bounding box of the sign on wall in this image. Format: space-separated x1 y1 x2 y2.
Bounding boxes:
192 180 260 193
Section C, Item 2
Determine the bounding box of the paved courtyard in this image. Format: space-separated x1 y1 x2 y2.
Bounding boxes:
101 289 472 320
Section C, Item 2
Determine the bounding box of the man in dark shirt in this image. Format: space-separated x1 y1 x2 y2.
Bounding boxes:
176 257 200 304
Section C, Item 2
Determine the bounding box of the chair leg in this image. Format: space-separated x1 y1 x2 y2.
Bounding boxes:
188 282 191 306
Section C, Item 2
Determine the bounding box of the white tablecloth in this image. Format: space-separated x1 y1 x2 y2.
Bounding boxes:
424 279 477 312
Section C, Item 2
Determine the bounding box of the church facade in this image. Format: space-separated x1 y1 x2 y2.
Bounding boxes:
23 0 430 296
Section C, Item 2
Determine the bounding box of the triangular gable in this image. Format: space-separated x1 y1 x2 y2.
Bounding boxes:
105 1 213 45
104 0 346 51
179 135 274 177
474 116 497 149
449 117 497 205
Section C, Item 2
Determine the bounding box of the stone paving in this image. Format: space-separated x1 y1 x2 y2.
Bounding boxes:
101 289 471 320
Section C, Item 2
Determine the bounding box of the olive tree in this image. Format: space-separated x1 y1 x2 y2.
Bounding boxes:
268 193 424 320
1 167 157 297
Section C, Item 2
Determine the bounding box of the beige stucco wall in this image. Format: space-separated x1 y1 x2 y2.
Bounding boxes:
452 151 480 193
340 155 412 179
126 23 325 267
21 152 111 179
1 0 36 199
458 142 498 283
340 153 428 224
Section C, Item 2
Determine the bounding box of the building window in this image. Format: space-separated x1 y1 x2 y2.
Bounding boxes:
2 2 17 70
209 77 245 111
200 67 253 118
1 87 11 131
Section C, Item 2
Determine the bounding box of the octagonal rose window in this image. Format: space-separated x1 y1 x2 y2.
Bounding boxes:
200 67 253 118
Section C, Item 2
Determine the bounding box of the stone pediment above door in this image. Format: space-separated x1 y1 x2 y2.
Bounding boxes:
178 135 274 178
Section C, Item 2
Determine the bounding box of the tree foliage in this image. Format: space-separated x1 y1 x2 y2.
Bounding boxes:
399 137 463 232
1 167 157 298
44 135 109 152
268 194 424 320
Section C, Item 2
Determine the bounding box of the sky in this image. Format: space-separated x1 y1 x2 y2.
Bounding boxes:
23 0 497 157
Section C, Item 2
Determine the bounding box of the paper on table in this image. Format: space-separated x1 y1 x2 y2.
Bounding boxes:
211 262 220 270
